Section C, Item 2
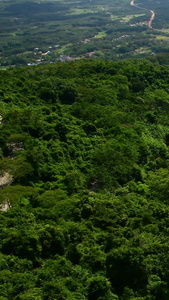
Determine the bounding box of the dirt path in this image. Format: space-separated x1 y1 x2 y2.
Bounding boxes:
148 10 155 28
130 0 155 28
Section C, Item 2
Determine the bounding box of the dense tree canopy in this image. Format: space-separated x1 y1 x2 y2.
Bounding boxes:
1 58 169 299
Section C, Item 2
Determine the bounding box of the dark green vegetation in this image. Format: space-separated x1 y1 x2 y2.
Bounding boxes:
1 58 169 299
1 0 169 67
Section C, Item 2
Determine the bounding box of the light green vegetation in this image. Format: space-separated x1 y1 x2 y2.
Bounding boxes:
156 35 169 40
134 46 151 53
110 14 120 20
56 43 73 54
93 31 107 39
122 13 145 22
67 8 98 15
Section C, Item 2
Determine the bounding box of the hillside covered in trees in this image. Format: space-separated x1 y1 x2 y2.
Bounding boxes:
1 59 169 299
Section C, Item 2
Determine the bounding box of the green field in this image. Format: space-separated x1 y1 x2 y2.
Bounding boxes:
122 13 145 22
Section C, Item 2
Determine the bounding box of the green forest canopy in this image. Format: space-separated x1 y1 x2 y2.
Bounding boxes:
1 58 169 299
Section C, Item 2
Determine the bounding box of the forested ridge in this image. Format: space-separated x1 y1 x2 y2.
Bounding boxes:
1 59 169 299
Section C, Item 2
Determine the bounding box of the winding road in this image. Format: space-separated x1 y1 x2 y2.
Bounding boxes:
130 0 155 28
